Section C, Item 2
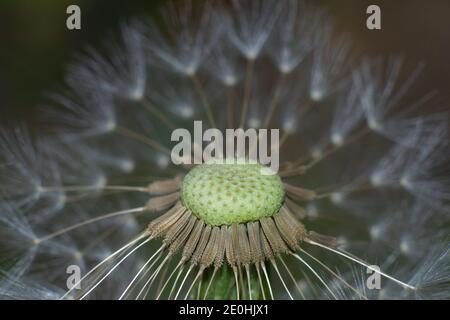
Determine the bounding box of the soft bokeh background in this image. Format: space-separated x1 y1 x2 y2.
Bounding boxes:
0 0 449 125
0 1 448 300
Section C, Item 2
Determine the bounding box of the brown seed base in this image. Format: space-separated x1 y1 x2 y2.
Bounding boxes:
147 201 335 271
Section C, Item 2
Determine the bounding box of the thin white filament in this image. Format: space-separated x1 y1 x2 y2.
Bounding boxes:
118 245 165 300
157 259 184 300
128 251 165 300
245 265 253 300
196 274 203 300
306 240 416 290
239 59 255 128
278 256 306 300
255 264 266 300
271 259 293 300
299 248 367 300
115 126 172 156
42 185 149 193
175 265 194 300
261 262 274 300
60 232 147 299
291 253 338 300
79 237 151 299
191 74 216 128
136 253 171 300
184 268 203 300
168 264 186 299
203 267 218 300
141 97 177 130
38 207 146 242
233 267 240 300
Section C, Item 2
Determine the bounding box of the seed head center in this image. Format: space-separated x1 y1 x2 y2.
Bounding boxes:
181 161 285 226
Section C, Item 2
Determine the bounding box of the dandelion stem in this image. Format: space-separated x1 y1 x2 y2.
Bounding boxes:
314 180 373 200
157 259 184 300
203 267 218 300
184 268 203 300
115 126 172 157
271 259 293 300
118 245 165 300
168 264 186 299
155 256 172 296
175 265 194 300
137 253 171 300
255 264 266 300
227 86 235 128
60 232 148 299
279 131 290 149
299 248 367 300
261 262 274 300
279 126 371 177
37 207 146 243
191 74 216 128
279 256 306 300
141 98 177 130
233 266 240 300
263 73 285 128
291 253 338 300
245 265 253 300
79 237 152 299
42 185 149 193
304 127 370 171
197 273 203 300
239 59 255 128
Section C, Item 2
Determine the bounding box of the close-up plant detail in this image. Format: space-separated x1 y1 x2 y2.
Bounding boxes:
0 0 449 300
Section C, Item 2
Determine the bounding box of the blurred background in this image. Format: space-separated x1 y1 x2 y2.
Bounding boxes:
0 0 449 125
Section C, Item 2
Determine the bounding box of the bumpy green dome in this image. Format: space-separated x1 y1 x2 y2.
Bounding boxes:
181 160 285 226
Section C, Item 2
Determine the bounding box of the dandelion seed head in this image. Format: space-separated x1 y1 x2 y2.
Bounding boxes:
1 0 449 301
181 161 284 226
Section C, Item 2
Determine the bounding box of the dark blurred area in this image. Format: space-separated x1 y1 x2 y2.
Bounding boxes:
0 0 449 125
0 0 164 125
